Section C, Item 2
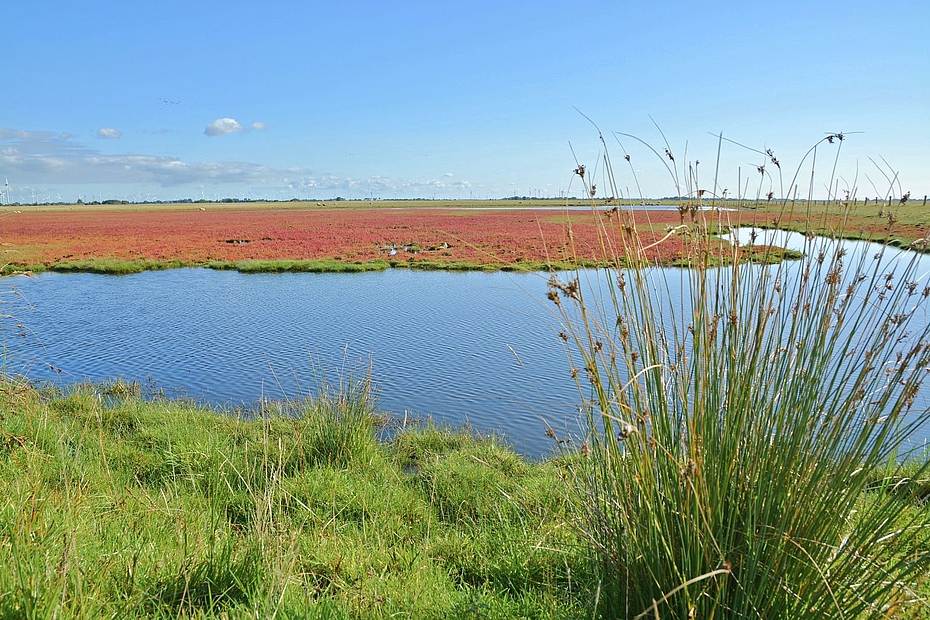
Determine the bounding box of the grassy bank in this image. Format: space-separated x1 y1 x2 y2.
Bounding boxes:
0 377 585 619
3 257 601 276
2 374 929 618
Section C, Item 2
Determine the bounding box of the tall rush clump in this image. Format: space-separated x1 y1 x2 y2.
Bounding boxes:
551 131 930 618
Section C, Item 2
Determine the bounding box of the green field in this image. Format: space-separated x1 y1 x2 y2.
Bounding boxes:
0 377 586 619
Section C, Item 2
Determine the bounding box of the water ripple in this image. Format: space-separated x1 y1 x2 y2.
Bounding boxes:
1 268 578 457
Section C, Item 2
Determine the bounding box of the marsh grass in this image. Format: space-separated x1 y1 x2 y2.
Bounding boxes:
51 259 195 274
5 252 600 277
553 129 930 618
214 259 392 274
0 374 584 619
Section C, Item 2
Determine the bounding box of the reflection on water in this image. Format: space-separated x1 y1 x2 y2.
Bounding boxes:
1 268 583 458
3 230 930 458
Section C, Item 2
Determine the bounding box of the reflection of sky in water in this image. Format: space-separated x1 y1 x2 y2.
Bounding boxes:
1 268 580 458
4 232 930 458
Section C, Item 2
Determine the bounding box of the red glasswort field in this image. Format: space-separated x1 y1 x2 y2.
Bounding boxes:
1 205 702 269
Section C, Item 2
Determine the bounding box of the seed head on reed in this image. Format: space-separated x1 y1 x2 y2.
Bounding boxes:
555 126 930 618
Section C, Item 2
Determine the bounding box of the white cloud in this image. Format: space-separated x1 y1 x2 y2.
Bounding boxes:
0 128 32 141
0 127 278 186
282 174 474 196
444 172 454 177
97 128 122 139
251 122 267 131
0 128 72 145
0 126 479 200
0 128 83 160
204 118 243 137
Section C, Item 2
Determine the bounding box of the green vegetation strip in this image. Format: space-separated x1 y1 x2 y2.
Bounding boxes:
208 259 392 274
4 258 601 276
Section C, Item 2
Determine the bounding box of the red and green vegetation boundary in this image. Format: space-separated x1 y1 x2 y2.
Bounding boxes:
1 199 924 275
0 202 688 274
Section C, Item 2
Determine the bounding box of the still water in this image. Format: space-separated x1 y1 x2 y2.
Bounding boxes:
1 268 582 457
4 230 930 458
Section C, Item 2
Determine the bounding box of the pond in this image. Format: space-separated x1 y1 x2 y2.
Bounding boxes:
3 229 930 459
1 268 583 458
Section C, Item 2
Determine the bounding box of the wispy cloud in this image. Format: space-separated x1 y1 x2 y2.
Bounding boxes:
1 152 277 186
251 122 267 131
285 174 473 195
0 126 475 199
204 118 243 137
97 128 122 139
0 128 84 160
1 126 274 186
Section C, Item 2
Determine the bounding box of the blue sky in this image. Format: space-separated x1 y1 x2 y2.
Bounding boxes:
2 0 927 203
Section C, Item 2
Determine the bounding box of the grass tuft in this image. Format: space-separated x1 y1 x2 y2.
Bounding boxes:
552 129 930 618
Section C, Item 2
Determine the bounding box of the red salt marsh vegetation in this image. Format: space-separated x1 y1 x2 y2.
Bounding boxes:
6 196 920 274
0 202 715 273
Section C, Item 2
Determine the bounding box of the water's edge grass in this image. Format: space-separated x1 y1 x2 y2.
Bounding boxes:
552 129 930 618
0 377 587 619
2 257 597 276
1 376 928 618
1 249 803 277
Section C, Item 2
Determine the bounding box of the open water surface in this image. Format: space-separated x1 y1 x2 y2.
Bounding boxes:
1 268 584 457
4 230 930 458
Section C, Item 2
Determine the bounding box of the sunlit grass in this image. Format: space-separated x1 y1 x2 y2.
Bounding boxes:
552 129 930 618
0 376 585 619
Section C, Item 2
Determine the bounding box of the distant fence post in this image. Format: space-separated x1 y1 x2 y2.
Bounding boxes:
924 195 927 206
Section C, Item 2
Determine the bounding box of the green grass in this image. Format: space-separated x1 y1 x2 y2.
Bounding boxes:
50 259 197 275
4 372 925 619
0 264 48 276
6 257 596 276
208 259 392 274
0 376 585 619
